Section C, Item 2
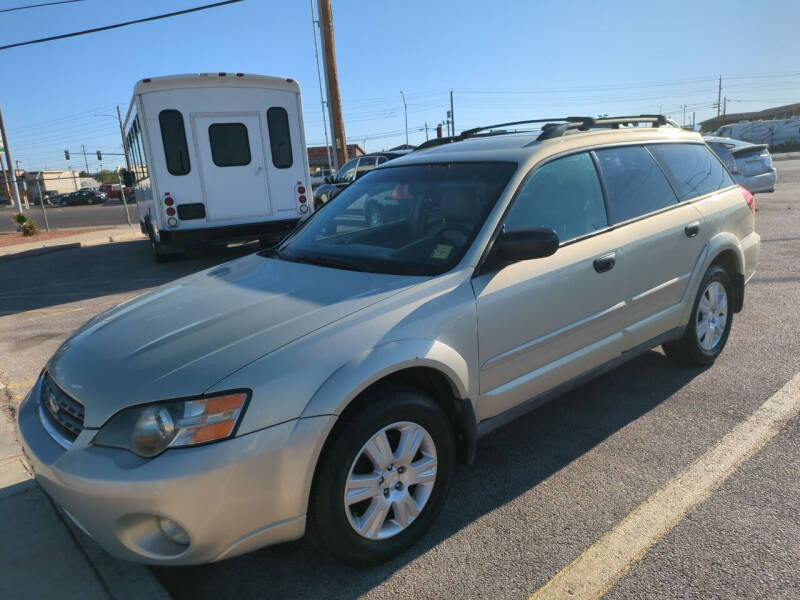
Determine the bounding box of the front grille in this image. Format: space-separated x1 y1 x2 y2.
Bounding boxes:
39 372 85 443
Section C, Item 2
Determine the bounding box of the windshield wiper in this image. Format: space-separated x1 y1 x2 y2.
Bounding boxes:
286 253 369 272
262 247 367 272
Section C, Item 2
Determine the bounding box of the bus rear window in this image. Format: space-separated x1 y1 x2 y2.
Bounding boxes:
158 110 190 175
267 107 293 168
209 123 252 167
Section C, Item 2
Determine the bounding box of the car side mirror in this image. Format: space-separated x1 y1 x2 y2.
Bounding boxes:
495 227 559 263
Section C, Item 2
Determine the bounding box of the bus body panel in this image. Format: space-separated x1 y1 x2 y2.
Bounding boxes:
123 74 312 248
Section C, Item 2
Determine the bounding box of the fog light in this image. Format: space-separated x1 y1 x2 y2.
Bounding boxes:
158 517 190 546
299 204 308 214
167 217 178 227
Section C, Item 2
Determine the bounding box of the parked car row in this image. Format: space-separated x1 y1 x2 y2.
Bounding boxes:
57 189 108 205
99 183 135 199
313 150 412 208
705 135 777 194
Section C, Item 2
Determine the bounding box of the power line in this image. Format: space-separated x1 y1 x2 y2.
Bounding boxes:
0 0 244 51
0 0 84 13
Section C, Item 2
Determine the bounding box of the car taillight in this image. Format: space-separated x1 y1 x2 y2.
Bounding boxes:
722 154 738 175
740 186 755 215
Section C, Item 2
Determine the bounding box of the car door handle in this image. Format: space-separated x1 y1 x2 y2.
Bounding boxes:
593 252 616 273
685 221 700 238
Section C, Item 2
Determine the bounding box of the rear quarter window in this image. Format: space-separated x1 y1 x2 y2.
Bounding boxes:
648 143 734 201
158 110 191 176
266 107 293 168
594 145 678 223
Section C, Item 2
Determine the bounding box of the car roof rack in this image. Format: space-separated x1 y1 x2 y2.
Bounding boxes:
412 114 674 151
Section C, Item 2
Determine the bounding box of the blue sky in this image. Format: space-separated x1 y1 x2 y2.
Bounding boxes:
1 0 799 172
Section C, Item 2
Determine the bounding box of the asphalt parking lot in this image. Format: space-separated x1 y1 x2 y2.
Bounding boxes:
0 160 798 599
0 199 139 233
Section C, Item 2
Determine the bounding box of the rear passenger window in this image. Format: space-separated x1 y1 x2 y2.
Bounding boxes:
648 144 734 201
267 107 293 168
357 156 378 175
506 152 607 243
158 110 190 175
595 146 677 223
209 123 251 167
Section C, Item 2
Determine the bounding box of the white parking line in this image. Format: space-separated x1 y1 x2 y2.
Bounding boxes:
530 371 800 600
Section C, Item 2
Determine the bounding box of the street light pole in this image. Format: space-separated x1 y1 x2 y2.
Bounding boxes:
400 90 408 146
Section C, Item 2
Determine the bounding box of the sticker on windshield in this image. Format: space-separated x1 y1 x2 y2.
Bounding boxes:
431 244 453 260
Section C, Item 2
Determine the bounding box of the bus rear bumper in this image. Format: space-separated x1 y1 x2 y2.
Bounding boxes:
157 218 301 250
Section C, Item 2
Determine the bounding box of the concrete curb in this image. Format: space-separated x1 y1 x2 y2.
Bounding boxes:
56 504 172 600
0 232 146 263
1 379 170 600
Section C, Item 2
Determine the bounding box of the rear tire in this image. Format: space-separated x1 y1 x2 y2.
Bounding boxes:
308 385 455 565
663 264 733 365
146 222 170 263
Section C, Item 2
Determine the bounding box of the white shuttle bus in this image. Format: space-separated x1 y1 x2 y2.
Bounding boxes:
123 73 313 260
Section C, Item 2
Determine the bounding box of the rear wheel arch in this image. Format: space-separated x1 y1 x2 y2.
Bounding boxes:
710 248 744 312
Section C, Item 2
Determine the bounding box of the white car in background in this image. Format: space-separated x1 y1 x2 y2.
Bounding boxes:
704 135 777 194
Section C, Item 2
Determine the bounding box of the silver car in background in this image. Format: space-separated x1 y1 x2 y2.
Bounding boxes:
705 135 777 193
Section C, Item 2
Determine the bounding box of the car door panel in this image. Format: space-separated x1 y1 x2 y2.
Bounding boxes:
620 202 708 348
471 151 625 422
473 231 626 420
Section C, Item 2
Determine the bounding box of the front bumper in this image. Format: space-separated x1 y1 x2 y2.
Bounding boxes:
17 378 335 565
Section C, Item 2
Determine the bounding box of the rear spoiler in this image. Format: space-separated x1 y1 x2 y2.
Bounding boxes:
730 144 768 158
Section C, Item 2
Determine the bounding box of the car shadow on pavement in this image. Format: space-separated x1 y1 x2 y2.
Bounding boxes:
0 240 256 316
152 351 704 600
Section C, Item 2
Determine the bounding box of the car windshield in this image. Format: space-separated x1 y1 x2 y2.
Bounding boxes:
267 161 517 276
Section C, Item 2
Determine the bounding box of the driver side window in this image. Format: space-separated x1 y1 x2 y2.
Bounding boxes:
337 159 358 183
505 152 607 243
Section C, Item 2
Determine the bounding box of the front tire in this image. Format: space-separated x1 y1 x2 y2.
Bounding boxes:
663 264 733 365
308 385 455 565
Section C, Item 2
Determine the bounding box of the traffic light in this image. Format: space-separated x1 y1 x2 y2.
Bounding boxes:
64 150 70 160
96 151 102 160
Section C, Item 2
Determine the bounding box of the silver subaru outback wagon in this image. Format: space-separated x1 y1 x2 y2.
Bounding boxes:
18 116 759 565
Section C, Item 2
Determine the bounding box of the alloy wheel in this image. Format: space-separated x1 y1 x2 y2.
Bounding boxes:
344 421 437 540
696 281 728 350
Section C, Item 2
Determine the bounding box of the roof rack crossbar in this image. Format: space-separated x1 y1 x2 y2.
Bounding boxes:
412 114 675 151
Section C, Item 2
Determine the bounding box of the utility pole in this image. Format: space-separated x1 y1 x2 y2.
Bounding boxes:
309 0 333 172
682 104 687 126
716 76 722 117
317 0 347 167
116 105 132 172
0 103 23 212
450 90 455 137
400 90 408 146
81 143 90 174
424 122 429 141
723 97 727 118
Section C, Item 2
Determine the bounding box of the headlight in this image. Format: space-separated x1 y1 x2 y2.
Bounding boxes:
93 391 249 458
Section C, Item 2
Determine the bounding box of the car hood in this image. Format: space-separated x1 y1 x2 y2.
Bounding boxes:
47 253 419 427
